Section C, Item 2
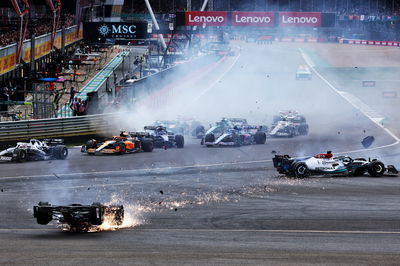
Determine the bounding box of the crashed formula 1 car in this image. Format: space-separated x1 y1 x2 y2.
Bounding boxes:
33 202 124 232
144 125 184 148
269 110 309 138
202 118 267 147
273 151 398 178
153 119 205 139
0 139 68 162
81 131 153 155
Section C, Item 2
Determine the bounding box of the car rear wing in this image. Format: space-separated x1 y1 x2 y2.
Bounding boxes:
42 139 65 145
129 131 150 138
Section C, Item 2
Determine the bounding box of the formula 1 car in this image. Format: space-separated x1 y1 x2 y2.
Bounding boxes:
33 202 124 232
153 119 205 138
81 132 154 155
202 118 267 147
296 65 312 80
144 125 184 148
269 110 309 138
0 139 68 162
273 151 398 178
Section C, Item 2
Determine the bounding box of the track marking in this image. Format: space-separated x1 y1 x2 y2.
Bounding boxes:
189 52 241 104
0 159 271 180
299 47 400 147
1 228 400 235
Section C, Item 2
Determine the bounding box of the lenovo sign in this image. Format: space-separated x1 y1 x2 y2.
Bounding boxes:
185 11 228 26
232 12 274 27
279 12 321 27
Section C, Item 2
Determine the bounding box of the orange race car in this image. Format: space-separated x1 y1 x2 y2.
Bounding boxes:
81 132 153 155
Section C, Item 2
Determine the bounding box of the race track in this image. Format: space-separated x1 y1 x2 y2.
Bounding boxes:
1 42 400 265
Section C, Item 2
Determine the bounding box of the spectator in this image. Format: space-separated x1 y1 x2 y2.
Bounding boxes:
70 97 79 116
69 87 76 104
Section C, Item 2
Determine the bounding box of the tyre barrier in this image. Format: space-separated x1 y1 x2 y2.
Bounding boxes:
0 113 117 143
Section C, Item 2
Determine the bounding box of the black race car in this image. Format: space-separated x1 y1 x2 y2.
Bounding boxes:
33 202 124 232
144 126 184 148
0 139 68 162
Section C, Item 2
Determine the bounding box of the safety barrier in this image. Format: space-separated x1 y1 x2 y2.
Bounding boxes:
0 113 116 142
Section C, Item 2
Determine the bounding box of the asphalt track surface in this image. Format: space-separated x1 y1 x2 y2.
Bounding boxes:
1 43 400 265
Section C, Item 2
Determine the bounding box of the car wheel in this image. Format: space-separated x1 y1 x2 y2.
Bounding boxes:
294 162 309 178
116 143 126 155
368 161 385 177
254 131 267 144
36 207 53 225
15 149 27 162
142 139 154 152
55 145 68 160
175 135 184 148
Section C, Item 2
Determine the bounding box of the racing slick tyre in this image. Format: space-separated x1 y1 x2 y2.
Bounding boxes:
254 131 267 144
142 139 154 152
175 135 184 148
293 162 309 178
36 203 53 225
368 161 385 177
195 125 205 138
55 145 68 160
89 203 103 225
204 133 215 144
200 138 204 145
116 143 126 155
14 148 27 162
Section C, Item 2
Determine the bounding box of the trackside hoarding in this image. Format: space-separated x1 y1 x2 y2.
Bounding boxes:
176 11 334 27
279 12 321 27
232 12 274 27
185 11 228 26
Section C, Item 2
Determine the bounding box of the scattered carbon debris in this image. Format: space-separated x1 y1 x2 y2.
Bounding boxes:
271 150 277 154
361 136 375 148
337 131 341 134
159 190 164 195
363 129 366 133
87 188 90 190
1 189 3 192
53 173 61 179
174 208 178 212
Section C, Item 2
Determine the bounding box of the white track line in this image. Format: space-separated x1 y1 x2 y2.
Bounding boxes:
1 228 400 235
0 159 270 180
299 48 400 148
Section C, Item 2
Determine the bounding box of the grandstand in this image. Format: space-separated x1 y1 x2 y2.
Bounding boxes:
0 0 399 121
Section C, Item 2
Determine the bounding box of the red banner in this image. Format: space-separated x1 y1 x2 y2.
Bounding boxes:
185 11 228 26
279 12 321 27
231 12 274 27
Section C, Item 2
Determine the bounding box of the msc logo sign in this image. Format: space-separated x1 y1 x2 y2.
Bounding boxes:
98 24 137 37
84 22 148 43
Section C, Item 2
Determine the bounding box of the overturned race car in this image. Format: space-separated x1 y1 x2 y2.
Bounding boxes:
33 202 124 232
273 151 398 178
0 139 68 162
81 132 153 155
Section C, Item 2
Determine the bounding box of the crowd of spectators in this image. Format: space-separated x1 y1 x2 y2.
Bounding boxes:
0 13 75 48
121 0 399 16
